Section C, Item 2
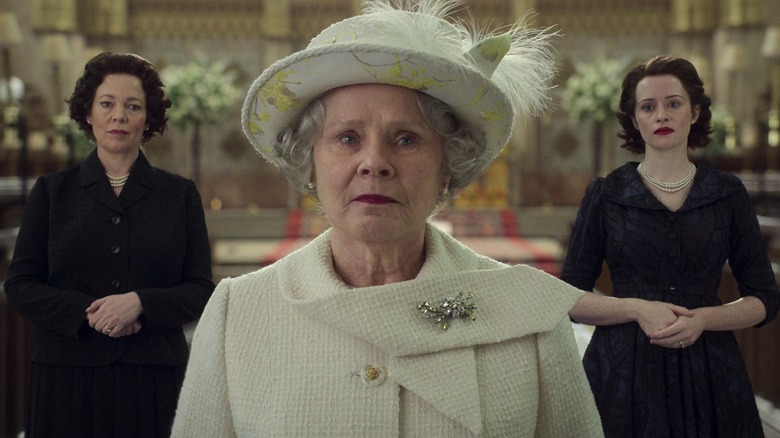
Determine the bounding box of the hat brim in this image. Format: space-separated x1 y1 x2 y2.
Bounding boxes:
241 43 514 168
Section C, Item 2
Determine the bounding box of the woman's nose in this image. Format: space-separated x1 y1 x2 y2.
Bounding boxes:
357 142 393 178
112 109 128 122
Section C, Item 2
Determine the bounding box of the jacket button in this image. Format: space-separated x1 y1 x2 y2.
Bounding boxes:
112 216 122 225
111 280 121 289
111 245 121 254
359 365 386 386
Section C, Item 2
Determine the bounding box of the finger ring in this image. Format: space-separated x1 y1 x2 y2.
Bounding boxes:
679 341 685 348
107 327 113 334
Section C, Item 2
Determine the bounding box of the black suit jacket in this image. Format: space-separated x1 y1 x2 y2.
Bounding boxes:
4 149 215 366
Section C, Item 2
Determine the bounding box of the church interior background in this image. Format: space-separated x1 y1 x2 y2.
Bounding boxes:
1 0 780 436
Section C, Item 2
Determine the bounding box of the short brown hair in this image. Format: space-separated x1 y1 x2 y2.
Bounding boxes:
67 52 171 143
616 55 713 154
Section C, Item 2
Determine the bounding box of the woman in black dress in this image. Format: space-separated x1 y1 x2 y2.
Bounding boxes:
4 52 214 437
563 55 780 437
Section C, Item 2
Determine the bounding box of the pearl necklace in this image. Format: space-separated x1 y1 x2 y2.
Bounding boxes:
106 172 130 188
636 162 696 193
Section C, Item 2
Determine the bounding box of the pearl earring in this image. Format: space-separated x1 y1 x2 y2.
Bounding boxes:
307 182 316 190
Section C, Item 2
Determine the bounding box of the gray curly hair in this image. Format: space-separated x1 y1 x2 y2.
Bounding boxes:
273 90 487 206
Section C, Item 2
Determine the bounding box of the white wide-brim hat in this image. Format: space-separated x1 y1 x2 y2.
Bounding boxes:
242 0 557 171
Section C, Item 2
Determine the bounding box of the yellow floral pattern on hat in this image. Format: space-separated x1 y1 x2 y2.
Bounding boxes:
240 0 559 180
247 68 301 138
263 70 301 112
246 48 511 161
360 53 449 92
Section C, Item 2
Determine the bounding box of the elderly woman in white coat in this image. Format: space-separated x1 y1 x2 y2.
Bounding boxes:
172 1 603 436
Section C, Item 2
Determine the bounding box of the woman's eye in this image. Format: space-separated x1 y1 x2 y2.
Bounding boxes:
398 137 415 146
339 134 358 145
100 101 112 108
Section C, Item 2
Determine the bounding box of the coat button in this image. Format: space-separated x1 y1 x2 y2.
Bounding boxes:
111 216 122 225
359 365 386 386
111 280 121 289
111 245 121 254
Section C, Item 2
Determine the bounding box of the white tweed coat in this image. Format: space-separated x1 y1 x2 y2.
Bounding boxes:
172 224 603 437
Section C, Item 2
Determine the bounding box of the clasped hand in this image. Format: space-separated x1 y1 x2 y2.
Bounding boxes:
636 300 702 349
86 291 143 338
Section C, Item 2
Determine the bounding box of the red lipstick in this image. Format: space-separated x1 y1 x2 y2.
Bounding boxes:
654 127 673 135
354 194 396 204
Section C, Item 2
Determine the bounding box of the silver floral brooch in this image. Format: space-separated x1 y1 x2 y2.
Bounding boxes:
417 292 477 330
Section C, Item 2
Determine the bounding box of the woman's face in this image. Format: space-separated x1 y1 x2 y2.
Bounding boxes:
313 84 449 245
633 74 700 152
87 74 147 155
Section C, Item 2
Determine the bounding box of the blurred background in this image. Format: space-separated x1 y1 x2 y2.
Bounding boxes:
1 0 780 436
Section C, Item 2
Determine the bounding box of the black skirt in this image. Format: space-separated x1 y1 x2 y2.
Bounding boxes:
24 362 186 438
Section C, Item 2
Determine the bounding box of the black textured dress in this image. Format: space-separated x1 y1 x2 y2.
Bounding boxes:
561 162 780 438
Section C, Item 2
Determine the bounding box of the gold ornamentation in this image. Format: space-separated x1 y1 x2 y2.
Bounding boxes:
417 292 477 331
359 365 386 386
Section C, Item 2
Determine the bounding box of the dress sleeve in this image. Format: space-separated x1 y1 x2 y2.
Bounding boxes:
560 179 606 292
727 185 779 326
171 278 235 437
534 318 604 437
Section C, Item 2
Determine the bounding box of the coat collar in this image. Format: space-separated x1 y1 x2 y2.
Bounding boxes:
275 225 583 435
79 148 158 211
600 162 743 212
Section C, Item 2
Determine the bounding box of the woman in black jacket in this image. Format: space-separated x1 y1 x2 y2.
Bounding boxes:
4 52 215 438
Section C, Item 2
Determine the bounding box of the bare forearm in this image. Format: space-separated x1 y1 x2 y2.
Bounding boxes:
695 296 766 331
570 292 694 336
569 293 639 326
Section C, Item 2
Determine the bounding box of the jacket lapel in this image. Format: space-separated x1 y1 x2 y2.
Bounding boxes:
118 151 157 209
289 267 581 356
80 150 122 212
281 231 583 435
79 149 158 211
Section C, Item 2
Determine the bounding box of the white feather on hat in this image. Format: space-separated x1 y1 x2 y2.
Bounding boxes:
242 0 557 174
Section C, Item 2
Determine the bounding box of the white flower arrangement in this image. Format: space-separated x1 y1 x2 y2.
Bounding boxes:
161 58 241 128
707 105 732 154
562 59 628 124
